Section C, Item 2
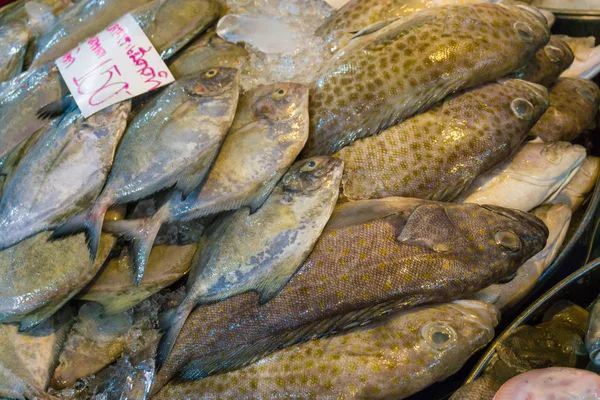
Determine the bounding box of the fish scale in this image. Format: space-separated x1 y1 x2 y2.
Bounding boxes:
151 198 547 393
303 1 550 157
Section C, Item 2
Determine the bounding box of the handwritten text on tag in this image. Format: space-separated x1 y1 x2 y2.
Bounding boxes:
56 13 175 118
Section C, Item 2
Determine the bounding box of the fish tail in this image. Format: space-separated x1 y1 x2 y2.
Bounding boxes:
156 300 195 371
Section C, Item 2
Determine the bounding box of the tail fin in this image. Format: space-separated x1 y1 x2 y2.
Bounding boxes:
103 217 162 286
156 301 195 371
50 202 108 262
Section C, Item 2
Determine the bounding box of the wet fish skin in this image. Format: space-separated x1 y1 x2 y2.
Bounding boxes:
152 198 547 392
0 309 73 400
54 68 240 283
0 21 30 83
586 295 600 366
0 0 72 26
0 208 124 331
529 77 600 142
78 243 197 316
552 156 600 212
0 102 130 251
457 141 587 212
51 304 133 390
0 126 46 197
304 1 550 156
334 79 549 201
511 36 574 87
0 64 69 160
155 300 498 400
471 203 571 311
168 29 249 78
103 82 308 277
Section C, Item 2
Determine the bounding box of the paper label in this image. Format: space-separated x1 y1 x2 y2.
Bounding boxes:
56 13 175 118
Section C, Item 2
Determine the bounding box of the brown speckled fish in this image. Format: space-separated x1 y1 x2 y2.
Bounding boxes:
529 77 600 142
334 79 548 201
511 36 574 87
154 300 498 400
303 1 550 156
151 197 547 393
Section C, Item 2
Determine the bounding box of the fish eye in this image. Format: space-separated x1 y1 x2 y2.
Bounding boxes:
576 87 596 103
514 21 535 44
301 159 319 172
544 45 564 63
203 69 219 78
421 322 456 351
271 87 288 100
511 98 534 120
494 231 521 253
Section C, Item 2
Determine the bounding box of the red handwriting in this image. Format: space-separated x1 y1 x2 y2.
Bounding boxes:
126 46 170 90
72 59 132 107
87 37 106 58
60 47 80 69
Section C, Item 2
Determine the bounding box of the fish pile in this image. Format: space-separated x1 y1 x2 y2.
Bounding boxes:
0 0 599 399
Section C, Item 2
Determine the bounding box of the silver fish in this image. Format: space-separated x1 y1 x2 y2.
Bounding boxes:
0 21 30 83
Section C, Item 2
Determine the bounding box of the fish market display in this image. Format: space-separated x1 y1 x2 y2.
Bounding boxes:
155 300 499 400
0 208 123 330
493 367 600 399
529 78 600 142
0 125 45 197
511 36 574 88
457 142 587 212
553 156 600 212
168 29 249 78
0 63 68 160
0 102 130 251
0 309 72 399
560 35 600 80
0 21 29 82
304 1 550 156
471 204 571 311
157 156 343 369
451 300 589 399
78 243 197 315
104 82 308 275
54 68 239 284
153 198 547 391
0 0 72 25
334 79 549 201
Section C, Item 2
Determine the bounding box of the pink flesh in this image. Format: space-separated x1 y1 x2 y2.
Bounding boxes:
493 367 600 400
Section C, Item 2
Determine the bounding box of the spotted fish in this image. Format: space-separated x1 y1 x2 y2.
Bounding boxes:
334 79 548 201
154 300 498 400
151 197 547 393
511 36 574 87
303 1 550 156
529 77 600 142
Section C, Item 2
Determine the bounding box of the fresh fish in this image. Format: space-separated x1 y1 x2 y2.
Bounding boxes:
303 1 550 156
151 198 547 392
457 142 587 212
0 64 69 160
0 0 72 23
553 156 600 212
0 22 30 83
29 0 222 69
0 207 124 331
0 309 73 400
471 203 571 311
451 300 589 400
53 68 240 285
586 294 600 366
104 82 309 276
0 102 130 251
560 35 600 80
0 127 45 197
156 156 343 369
315 0 494 53
334 79 549 201
511 36 574 88
51 303 133 390
529 78 600 142
155 300 499 400
168 29 249 78
493 367 600 399
78 243 197 316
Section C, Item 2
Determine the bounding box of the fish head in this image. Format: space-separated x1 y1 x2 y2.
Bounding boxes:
183 67 240 97
512 142 587 183
494 79 549 125
496 1 550 43
281 156 344 196
545 36 575 70
252 83 309 122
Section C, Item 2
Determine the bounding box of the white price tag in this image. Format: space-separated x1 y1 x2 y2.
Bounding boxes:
56 13 175 118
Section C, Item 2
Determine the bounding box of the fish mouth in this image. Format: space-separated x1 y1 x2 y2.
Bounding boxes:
480 204 549 238
449 300 500 331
